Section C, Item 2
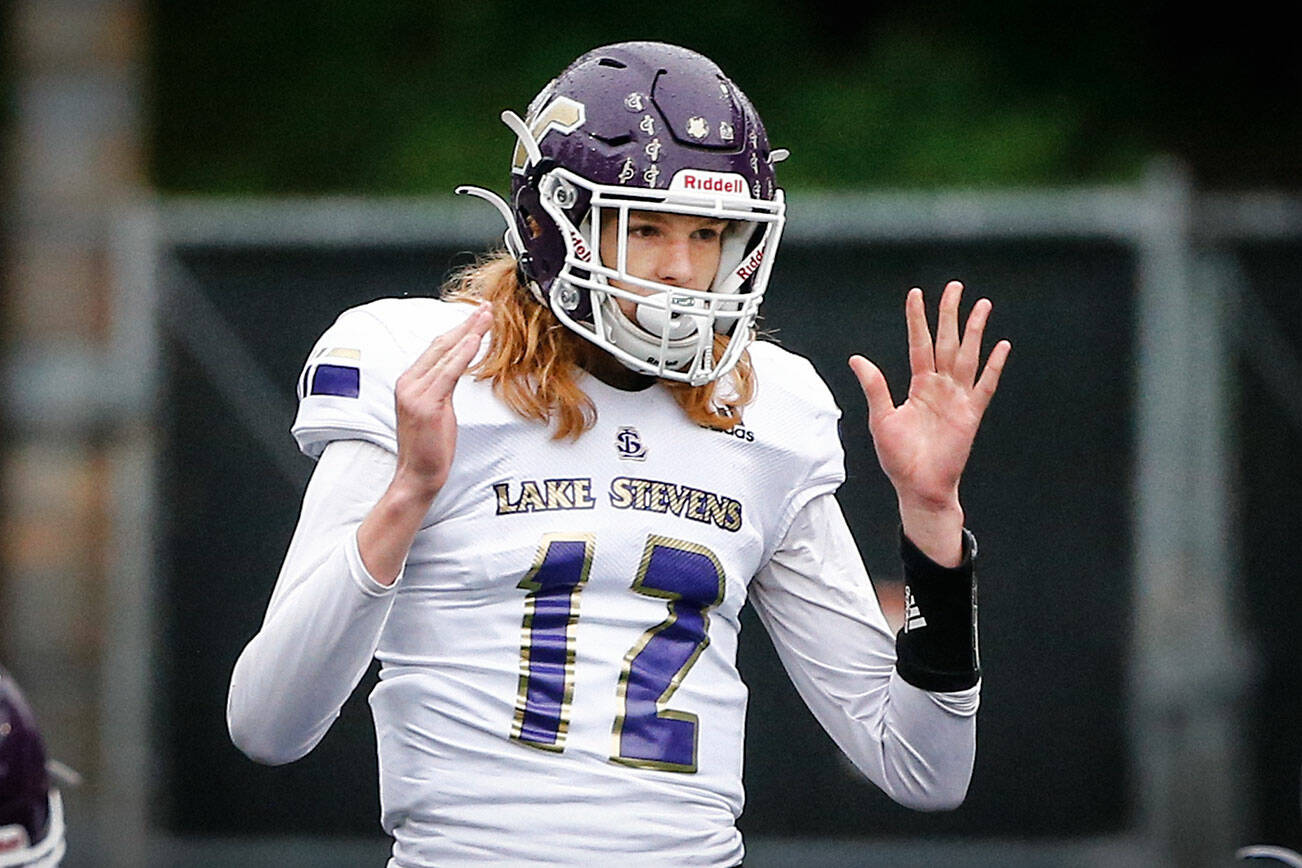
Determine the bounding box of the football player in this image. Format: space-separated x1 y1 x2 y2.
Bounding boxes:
228 41 1009 866
0 668 66 868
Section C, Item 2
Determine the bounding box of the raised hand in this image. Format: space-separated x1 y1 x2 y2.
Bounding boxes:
358 303 493 585
849 281 1009 565
392 303 494 497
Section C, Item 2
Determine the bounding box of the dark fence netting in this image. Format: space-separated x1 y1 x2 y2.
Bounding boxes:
1231 241 1302 850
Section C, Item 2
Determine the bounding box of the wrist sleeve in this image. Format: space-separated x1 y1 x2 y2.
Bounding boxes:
894 527 980 692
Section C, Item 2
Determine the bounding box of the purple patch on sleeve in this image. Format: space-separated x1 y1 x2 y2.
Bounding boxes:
310 364 360 398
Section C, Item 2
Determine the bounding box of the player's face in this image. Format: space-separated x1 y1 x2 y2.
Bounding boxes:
599 211 727 318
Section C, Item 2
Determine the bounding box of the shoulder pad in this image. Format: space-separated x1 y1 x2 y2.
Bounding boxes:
291 298 474 458
747 339 843 420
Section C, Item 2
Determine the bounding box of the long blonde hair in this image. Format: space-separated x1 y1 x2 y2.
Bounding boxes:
441 252 756 440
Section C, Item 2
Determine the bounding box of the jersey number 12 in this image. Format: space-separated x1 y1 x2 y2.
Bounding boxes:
510 532 725 773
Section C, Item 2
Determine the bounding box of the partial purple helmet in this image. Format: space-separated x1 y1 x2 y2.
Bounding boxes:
0 668 65 867
459 41 787 385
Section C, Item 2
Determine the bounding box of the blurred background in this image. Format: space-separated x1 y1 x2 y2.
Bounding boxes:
2 1 1299 866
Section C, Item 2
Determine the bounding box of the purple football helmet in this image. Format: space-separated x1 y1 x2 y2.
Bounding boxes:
459 41 787 385
0 668 65 867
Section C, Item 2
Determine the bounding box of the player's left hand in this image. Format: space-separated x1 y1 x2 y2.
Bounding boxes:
849 281 1010 515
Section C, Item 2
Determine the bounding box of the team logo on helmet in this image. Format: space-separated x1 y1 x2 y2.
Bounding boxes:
511 96 586 172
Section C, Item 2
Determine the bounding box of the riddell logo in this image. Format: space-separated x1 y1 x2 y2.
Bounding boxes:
735 247 766 281
682 174 743 194
566 227 592 262
670 170 749 197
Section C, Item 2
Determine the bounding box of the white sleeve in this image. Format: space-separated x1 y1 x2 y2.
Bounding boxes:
226 439 401 765
750 492 980 811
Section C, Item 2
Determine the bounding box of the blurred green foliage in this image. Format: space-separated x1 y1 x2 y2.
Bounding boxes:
148 0 1298 194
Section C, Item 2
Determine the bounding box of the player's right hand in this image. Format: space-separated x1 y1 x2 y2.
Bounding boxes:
391 303 493 500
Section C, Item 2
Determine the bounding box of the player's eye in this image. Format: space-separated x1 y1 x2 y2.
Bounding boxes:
627 223 660 239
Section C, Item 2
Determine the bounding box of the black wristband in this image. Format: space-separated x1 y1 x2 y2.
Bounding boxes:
894 527 981 692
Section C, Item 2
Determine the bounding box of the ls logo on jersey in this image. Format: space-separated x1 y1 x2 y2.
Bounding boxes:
299 347 362 399
615 427 647 461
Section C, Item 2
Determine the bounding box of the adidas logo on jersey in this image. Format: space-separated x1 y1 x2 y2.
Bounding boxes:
702 423 755 442
699 408 756 442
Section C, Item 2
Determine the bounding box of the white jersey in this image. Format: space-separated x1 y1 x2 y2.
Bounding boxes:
229 298 979 867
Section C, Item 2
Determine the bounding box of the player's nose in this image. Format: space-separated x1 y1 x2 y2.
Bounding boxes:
655 236 694 285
